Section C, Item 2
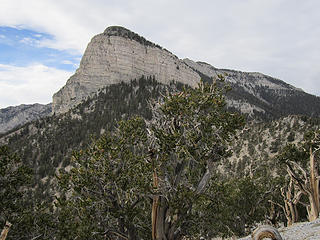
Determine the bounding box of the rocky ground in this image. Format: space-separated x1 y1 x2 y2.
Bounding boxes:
238 218 320 240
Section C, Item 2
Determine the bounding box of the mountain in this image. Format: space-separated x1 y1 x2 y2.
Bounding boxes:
0 78 183 194
52 26 320 119
2 26 319 133
2 25 320 179
0 103 51 134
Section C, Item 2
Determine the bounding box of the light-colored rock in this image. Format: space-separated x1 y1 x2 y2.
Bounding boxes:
52 26 200 114
52 26 314 117
251 225 282 240
226 99 265 116
239 218 320 240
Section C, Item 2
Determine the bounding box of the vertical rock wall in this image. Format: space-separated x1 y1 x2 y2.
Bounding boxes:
52 27 200 114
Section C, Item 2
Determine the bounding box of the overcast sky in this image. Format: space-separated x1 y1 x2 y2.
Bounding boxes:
0 0 319 108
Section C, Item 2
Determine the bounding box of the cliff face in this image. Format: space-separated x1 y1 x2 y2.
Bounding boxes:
52 26 200 114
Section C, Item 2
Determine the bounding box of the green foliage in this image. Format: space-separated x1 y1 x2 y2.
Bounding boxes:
200 177 268 237
0 145 32 224
0 145 56 239
56 117 152 239
277 144 309 167
3 77 175 202
5 75 320 238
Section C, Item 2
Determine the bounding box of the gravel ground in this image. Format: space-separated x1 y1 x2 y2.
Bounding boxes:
238 218 320 240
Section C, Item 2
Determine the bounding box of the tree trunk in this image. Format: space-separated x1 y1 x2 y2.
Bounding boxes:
286 146 320 223
155 198 169 240
0 221 12 240
152 169 159 240
280 178 301 226
308 147 320 221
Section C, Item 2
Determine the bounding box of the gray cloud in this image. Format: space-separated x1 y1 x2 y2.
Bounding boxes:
0 0 319 108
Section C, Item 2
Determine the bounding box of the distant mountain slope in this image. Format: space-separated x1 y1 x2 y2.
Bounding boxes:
220 115 320 176
184 59 320 119
0 103 51 134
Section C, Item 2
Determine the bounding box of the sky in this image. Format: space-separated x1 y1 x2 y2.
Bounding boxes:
0 0 319 108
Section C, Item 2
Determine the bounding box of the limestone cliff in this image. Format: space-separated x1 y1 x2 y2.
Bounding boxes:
52 26 200 114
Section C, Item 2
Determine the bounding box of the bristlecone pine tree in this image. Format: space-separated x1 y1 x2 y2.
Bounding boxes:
148 77 244 240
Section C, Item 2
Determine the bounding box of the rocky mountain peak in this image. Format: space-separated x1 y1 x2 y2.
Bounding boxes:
52 26 200 114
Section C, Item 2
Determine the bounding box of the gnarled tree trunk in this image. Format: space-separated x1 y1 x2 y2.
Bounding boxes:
307 147 320 221
286 146 320 222
280 178 302 226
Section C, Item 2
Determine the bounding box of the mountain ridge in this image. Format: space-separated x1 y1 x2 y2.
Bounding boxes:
1 26 320 134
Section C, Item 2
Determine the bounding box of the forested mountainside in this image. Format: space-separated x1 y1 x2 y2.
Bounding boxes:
222 115 320 176
1 76 319 198
0 77 184 194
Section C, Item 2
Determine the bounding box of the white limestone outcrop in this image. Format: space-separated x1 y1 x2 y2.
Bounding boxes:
52 26 200 114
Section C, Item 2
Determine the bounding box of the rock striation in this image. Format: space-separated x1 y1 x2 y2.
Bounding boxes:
52 26 200 114
0 103 51 134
